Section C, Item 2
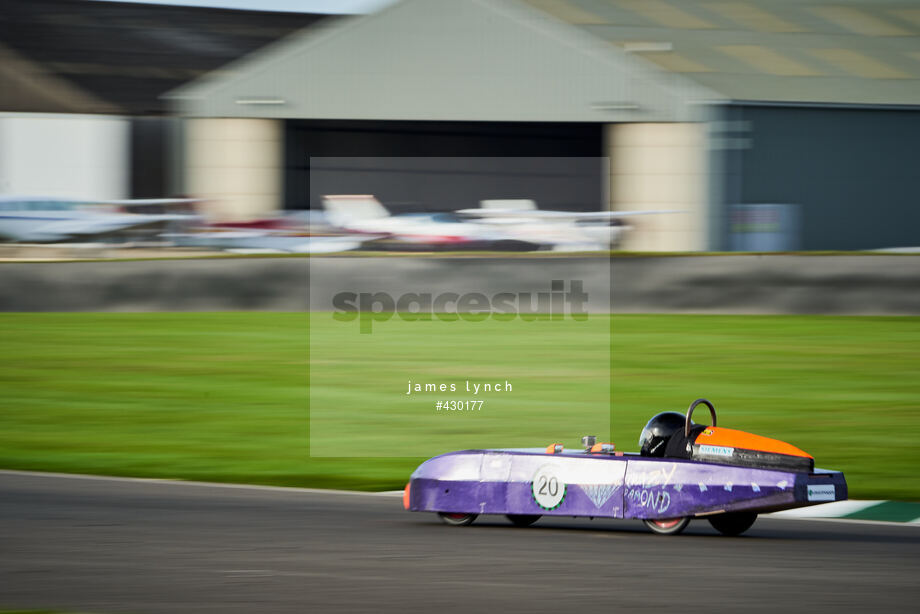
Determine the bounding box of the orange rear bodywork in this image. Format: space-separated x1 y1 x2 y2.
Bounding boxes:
402 482 411 510
696 426 812 459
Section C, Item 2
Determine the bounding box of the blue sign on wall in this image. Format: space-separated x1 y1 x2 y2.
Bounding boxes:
730 204 800 252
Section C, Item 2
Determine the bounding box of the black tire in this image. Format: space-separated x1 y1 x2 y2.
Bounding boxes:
708 512 757 536
437 512 478 526
643 517 691 535
506 514 541 527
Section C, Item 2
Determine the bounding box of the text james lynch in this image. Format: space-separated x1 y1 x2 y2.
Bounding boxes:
407 380 513 395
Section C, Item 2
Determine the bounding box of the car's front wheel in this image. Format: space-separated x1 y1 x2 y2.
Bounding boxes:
708 512 757 536
643 517 691 535
506 514 541 527
437 512 478 526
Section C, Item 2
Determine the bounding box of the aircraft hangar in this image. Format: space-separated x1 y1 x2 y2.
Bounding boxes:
0 0 324 203
168 0 920 251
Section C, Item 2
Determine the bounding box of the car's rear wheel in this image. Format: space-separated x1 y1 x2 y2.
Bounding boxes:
437 512 478 526
708 512 757 536
643 517 691 535
506 514 541 527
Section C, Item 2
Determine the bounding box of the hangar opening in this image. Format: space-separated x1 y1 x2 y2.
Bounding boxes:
283 120 605 213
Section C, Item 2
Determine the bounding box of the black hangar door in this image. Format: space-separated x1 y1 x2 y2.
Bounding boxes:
284 120 605 213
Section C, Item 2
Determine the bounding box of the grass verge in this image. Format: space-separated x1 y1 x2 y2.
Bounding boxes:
0 313 917 498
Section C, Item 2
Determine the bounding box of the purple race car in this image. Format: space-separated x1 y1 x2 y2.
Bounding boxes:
403 399 847 535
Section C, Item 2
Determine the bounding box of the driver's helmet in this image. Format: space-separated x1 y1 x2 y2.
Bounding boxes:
638 411 687 457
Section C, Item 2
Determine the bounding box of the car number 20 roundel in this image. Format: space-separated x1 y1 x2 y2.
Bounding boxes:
531 465 566 510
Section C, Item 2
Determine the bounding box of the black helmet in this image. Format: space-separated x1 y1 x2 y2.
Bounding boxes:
638 412 687 457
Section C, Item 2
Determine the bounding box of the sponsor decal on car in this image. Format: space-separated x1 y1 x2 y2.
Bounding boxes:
580 483 619 509
699 445 734 457
807 484 836 502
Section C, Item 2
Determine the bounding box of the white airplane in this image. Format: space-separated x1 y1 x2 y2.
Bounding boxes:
164 209 362 254
321 194 538 250
167 230 364 254
322 195 680 251
0 196 198 243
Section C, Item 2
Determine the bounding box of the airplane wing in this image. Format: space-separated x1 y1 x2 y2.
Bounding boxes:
167 231 369 253
455 208 683 220
25 213 192 241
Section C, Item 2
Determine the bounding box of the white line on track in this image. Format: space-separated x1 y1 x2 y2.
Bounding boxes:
0 469 403 497
769 500 886 518
765 516 920 528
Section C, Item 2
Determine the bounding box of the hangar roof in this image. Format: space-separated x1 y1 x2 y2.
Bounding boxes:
523 0 920 107
170 0 920 121
167 0 718 122
0 0 327 115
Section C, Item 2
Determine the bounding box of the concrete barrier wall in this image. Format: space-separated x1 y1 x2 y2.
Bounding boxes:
0 258 308 312
0 255 918 314
611 255 920 315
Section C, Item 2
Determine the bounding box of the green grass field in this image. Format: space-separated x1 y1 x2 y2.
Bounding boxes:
1 313 918 499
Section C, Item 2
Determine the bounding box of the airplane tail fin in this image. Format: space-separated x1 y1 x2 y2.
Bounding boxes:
322 195 390 227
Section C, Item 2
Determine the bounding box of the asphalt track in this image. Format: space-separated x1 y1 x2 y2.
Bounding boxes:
2 472 918 614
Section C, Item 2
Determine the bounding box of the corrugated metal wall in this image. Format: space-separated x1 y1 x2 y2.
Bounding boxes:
724 104 920 251
0 113 128 199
